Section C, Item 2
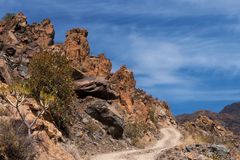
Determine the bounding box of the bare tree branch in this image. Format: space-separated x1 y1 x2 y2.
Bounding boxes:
30 103 49 128
3 91 50 136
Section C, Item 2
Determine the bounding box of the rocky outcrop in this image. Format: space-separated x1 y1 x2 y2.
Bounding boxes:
85 99 124 139
177 102 240 136
64 28 89 66
0 12 55 81
181 115 233 138
0 86 76 160
74 77 118 100
80 54 112 78
109 66 136 113
64 28 111 78
0 12 54 51
177 109 240 160
0 12 178 159
176 110 218 124
32 131 76 160
177 115 240 160
157 144 234 160
219 102 240 135
31 19 55 47
68 97 130 159
0 58 12 84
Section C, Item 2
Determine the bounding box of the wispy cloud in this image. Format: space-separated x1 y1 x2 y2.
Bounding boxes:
1 0 240 114
109 33 240 86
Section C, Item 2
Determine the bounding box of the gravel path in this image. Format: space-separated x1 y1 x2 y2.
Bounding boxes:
90 127 182 160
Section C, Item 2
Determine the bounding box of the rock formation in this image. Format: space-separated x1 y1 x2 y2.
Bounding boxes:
177 102 240 136
1 12 239 160
176 105 240 160
0 13 176 159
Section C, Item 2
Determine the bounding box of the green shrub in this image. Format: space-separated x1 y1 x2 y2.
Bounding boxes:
2 13 15 21
0 120 33 160
28 52 75 134
0 107 9 116
149 106 158 125
124 121 148 144
208 152 225 160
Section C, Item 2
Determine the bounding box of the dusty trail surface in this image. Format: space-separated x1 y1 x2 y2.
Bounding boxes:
90 127 182 160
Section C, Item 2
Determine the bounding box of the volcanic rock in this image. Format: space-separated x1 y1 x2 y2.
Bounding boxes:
177 102 240 136
85 99 124 139
74 77 119 100
109 65 136 113
0 58 12 84
0 12 179 159
64 28 90 66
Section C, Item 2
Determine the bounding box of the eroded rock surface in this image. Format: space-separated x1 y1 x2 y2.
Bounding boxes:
0 13 177 159
157 144 234 160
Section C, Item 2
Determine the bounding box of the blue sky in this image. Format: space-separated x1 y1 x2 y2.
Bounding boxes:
1 0 240 115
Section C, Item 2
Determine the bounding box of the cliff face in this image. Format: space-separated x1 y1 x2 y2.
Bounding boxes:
0 13 176 159
0 12 54 81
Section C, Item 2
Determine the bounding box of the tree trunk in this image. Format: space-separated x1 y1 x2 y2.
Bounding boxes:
28 128 31 137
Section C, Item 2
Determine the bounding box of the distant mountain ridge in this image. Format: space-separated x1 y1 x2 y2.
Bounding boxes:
176 102 240 135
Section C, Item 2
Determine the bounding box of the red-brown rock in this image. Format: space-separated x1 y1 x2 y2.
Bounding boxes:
64 28 90 66
0 58 12 84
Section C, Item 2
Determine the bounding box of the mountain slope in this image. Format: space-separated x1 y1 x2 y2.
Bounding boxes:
176 102 240 135
0 12 176 159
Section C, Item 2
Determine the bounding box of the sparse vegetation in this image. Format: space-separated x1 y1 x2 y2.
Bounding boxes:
85 120 101 134
193 134 213 144
0 107 8 116
149 106 158 125
208 153 223 160
0 82 55 136
193 133 223 144
124 121 148 144
0 120 33 160
28 52 75 133
1 13 15 21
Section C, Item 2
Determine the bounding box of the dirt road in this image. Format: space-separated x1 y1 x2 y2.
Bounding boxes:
90 127 182 160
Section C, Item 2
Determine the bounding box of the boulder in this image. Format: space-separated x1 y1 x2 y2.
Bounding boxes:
30 18 55 47
74 77 119 100
157 144 233 160
72 67 85 80
85 99 124 139
32 131 75 160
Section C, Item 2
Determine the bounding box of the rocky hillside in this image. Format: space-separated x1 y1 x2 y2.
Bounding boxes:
219 102 240 135
1 12 240 160
174 104 240 160
0 13 176 159
177 102 240 136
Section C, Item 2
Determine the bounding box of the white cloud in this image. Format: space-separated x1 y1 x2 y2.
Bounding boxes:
148 86 240 101
2 0 239 104
121 34 240 88
127 35 191 86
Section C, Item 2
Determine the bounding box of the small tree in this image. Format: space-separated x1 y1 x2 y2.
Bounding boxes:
28 52 75 133
0 82 55 136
